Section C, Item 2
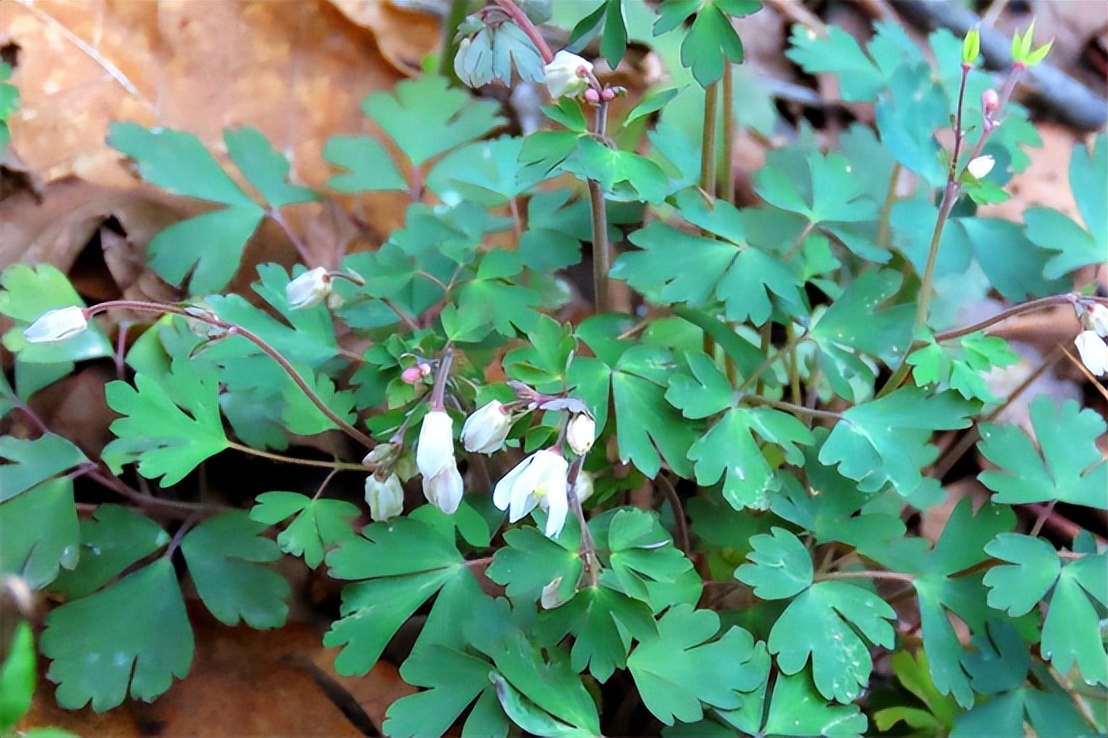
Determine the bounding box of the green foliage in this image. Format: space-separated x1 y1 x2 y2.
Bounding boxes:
5 3 1107 735
0 61 18 151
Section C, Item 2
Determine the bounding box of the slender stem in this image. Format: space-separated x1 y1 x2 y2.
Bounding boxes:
699 82 719 195
88 300 375 449
875 162 902 250
81 466 227 516
744 394 842 422
786 323 802 406
815 570 915 584
429 346 455 412
493 0 552 63
589 101 612 314
312 468 342 501
1028 500 1057 539
935 293 1088 342
268 209 312 264
225 441 368 472
164 512 202 559
566 457 599 587
653 474 690 558
720 63 735 201
1049 664 1102 732
737 329 809 392
440 0 471 82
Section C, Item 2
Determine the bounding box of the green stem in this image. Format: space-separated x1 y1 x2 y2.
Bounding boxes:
440 0 471 83
589 101 612 314
814 570 915 584
493 0 552 63
225 441 368 473
88 300 375 449
699 81 719 195
743 394 841 422
719 63 734 201
875 162 901 251
737 330 808 392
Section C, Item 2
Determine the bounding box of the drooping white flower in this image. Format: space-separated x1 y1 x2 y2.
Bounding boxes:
461 400 512 454
493 449 569 538
1074 330 1108 377
966 155 995 179
543 50 592 99
416 411 456 479
286 267 332 309
22 306 89 343
566 412 596 456
423 463 464 514
365 473 404 522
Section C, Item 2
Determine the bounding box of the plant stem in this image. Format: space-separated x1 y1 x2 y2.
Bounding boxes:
566 457 599 587
699 81 719 196
440 0 471 83
744 394 842 422
588 100 612 314
429 345 455 412
268 209 312 265
719 64 735 201
493 0 552 63
875 162 901 250
653 474 690 557
737 329 808 392
225 441 368 472
814 569 915 584
89 300 375 449
934 293 1091 342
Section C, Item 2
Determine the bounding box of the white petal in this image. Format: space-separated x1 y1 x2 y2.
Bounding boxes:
544 477 569 538
416 411 455 478
1075 330 1108 376
423 464 463 514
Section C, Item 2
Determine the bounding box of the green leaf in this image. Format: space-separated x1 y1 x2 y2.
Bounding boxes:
875 63 948 185
962 618 1029 695
491 672 591 738
108 122 255 206
487 523 583 606
755 151 879 227
735 527 812 600
324 135 406 192
869 499 1017 707
538 583 657 683
978 396 1107 509
605 509 701 612
102 358 229 486
0 263 113 366
818 387 975 498
430 137 548 205
625 86 685 126
908 332 1019 402
1027 133 1106 277
0 434 88 502
1040 554 1108 686
629 604 766 725
566 138 670 203
385 642 504 738
324 516 468 675
224 127 318 208
809 269 914 370
41 558 193 712
654 1 757 87
146 205 265 294
180 511 289 629
249 491 360 569
950 687 1093 738
769 581 897 703
758 671 868 737
613 192 804 326
50 505 168 599
982 533 1060 617
363 76 506 167
786 26 884 101
0 621 35 733
0 479 80 589
876 651 957 732
503 314 576 388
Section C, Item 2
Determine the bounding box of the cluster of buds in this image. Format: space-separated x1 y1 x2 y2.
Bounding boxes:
1074 302 1108 377
362 443 411 522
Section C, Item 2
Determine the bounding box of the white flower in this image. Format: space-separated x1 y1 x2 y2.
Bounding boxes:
286 267 332 309
22 306 89 343
966 155 995 179
493 449 569 538
543 50 592 99
365 473 404 522
423 463 463 514
1087 304 1108 337
416 411 455 479
1074 330 1108 377
462 401 512 454
566 413 596 456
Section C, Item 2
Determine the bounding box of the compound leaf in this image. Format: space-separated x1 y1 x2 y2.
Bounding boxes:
736 527 812 600
41 558 193 712
224 126 318 208
102 358 229 486
249 491 360 569
50 505 168 599
180 511 290 629
982 533 1060 617
0 434 88 503
0 479 80 589
978 396 1107 510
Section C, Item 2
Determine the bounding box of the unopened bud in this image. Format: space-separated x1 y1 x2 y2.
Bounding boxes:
981 88 1000 116
584 88 600 104
966 155 995 180
600 87 615 102
22 306 90 344
401 365 425 385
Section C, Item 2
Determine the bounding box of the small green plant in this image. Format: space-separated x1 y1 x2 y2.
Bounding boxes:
1 3 1105 737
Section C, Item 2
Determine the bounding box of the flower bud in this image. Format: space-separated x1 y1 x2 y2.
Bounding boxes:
962 27 981 66
22 306 89 343
365 473 404 522
966 155 995 180
543 50 592 99
584 88 600 104
286 267 332 309
573 470 594 504
981 88 1000 117
461 400 512 454
566 413 596 456
362 443 400 469
401 365 425 385
1075 330 1108 377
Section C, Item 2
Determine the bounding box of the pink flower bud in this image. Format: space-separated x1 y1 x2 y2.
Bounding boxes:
600 88 615 102
401 365 424 385
981 88 1000 116
584 88 600 104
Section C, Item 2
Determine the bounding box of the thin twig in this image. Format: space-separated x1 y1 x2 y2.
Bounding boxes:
653 474 691 558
